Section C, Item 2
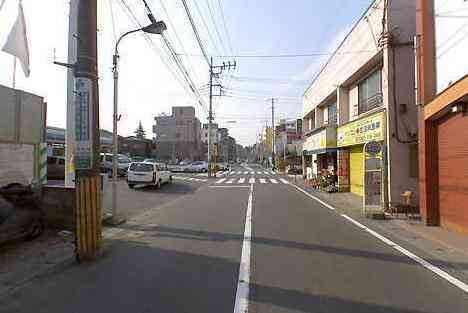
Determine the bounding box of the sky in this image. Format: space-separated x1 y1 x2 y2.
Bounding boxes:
0 0 374 146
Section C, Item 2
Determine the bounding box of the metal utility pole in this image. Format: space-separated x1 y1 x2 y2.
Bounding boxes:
207 57 236 177
270 98 276 170
74 0 102 261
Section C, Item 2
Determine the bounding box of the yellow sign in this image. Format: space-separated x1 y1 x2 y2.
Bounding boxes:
337 111 385 147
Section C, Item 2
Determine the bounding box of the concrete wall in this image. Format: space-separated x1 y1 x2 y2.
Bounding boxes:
41 186 75 231
386 0 419 206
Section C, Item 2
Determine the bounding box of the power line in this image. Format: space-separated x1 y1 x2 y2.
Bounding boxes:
216 0 234 55
180 0 210 67
205 0 229 55
156 0 201 82
192 0 223 56
177 49 379 59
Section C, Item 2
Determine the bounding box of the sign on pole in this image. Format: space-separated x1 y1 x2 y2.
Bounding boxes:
363 140 383 216
74 77 94 170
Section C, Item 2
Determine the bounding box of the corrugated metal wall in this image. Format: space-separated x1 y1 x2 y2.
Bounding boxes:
437 112 468 233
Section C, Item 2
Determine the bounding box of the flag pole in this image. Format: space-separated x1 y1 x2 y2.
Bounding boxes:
12 57 17 89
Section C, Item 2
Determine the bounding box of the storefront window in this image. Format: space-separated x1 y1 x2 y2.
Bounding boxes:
328 102 337 125
358 70 382 114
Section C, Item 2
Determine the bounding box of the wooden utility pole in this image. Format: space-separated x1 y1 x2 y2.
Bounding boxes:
73 0 102 262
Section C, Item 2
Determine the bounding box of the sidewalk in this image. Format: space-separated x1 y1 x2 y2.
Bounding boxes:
0 230 75 298
290 177 468 283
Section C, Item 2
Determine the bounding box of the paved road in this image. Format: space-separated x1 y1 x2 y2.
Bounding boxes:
1 164 467 312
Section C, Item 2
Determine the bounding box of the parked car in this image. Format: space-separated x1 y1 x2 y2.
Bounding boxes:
185 161 208 173
127 162 172 189
170 161 190 173
100 153 131 177
47 156 65 180
131 156 145 162
0 183 43 246
143 158 157 163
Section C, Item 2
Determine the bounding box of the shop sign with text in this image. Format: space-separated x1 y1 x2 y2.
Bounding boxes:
337 111 385 147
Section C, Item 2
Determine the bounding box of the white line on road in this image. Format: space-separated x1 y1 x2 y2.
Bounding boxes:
234 183 253 313
341 214 468 294
279 178 290 185
259 178 267 184
292 184 468 294
244 171 248 174
215 178 226 184
238 178 246 184
208 185 249 188
249 177 255 184
270 178 278 184
257 171 263 174
264 171 269 175
250 172 255 175
292 185 335 210
226 178 234 184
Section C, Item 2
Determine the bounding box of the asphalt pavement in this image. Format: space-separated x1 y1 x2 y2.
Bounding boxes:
1 164 467 313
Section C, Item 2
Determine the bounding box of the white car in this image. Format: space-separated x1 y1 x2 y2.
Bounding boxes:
185 161 208 173
100 153 131 177
127 162 172 189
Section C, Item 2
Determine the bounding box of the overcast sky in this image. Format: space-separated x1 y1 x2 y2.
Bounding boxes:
0 0 373 146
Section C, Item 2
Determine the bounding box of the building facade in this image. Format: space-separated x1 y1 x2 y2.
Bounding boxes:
276 119 303 168
302 0 419 209
153 106 201 161
417 0 468 234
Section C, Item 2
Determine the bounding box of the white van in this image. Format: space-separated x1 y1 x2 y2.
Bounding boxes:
127 162 172 189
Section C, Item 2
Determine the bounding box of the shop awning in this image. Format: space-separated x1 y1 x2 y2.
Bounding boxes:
303 147 338 155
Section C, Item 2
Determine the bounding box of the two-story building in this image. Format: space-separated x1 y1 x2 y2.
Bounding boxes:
302 0 419 209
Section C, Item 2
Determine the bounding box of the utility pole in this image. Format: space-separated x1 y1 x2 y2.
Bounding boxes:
74 0 102 261
270 98 276 170
207 57 236 177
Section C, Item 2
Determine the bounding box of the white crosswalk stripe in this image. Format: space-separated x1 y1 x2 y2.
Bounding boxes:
250 172 255 175
259 178 267 184
216 178 226 184
280 178 289 184
257 171 263 174
264 171 270 175
270 178 278 184
230 171 236 175
249 177 255 184
244 171 248 174
226 178 234 184
210 176 290 185
238 178 246 184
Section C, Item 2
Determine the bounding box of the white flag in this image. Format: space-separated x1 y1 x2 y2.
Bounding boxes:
2 2 30 77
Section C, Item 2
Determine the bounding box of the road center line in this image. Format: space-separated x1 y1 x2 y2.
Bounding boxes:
208 185 250 188
233 183 253 313
292 184 468 294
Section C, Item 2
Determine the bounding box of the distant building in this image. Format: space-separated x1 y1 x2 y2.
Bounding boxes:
119 136 154 158
153 106 201 161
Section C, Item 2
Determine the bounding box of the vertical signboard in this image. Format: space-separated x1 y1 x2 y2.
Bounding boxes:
363 140 383 215
74 77 94 170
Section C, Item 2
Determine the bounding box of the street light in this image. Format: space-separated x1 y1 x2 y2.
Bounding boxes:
109 20 167 225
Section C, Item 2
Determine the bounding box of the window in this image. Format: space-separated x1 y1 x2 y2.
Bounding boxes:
327 102 337 125
358 70 382 114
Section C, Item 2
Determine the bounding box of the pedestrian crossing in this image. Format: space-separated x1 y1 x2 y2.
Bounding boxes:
213 177 289 185
228 170 276 176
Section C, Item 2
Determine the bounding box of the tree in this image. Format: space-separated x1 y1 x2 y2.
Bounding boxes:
135 121 146 139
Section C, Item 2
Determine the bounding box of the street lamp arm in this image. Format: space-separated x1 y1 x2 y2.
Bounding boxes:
115 28 142 56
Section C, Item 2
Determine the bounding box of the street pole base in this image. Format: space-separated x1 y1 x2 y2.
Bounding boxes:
103 214 126 226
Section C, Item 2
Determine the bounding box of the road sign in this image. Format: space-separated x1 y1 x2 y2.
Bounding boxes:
74 78 93 170
363 140 383 216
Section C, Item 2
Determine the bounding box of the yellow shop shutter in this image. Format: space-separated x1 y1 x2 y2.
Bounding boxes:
349 145 364 196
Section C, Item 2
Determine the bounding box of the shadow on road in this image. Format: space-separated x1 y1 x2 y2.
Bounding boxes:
1 236 445 313
133 182 198 195
111 224 468 272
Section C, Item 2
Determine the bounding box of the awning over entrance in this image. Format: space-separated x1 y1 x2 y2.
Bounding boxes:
303 147 338 155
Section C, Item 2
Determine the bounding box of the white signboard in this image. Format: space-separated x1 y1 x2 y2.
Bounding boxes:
74 78 94 170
